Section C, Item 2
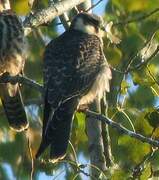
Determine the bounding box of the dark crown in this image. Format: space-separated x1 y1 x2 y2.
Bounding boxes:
70 13 102 29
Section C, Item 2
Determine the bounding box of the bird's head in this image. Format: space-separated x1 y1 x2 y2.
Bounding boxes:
70 13 105 37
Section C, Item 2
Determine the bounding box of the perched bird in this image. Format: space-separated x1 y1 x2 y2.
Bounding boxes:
36 13 112 162
0 10 28 131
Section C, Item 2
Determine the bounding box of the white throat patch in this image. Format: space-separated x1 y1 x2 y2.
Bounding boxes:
73 17 105 38
74 18 96 35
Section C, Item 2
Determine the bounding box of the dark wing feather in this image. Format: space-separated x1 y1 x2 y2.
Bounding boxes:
44 30 105 108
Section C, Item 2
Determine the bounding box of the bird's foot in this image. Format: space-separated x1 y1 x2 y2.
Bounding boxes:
77 104 89 112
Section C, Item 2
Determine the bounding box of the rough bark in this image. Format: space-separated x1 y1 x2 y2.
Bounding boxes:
23 0 86 35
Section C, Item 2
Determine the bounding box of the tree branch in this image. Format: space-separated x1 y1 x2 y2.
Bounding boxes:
0 73 43 94
23 0 86 35
86 110 159 147
1 74 159 148
110 31 159 75
128 44 159 72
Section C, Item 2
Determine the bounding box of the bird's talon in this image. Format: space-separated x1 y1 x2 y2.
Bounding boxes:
77 104 89 112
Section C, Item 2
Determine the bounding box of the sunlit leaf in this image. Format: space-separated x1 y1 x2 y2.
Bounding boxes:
112 0 149 12
11 0 30 15
111 167 129 180
132 70 154 86
105 47 122 66
118 136 150 163
145 110 159 129
140 163 152 180
121 80 130 94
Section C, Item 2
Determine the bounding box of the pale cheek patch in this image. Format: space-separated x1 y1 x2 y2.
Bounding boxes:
74 18 96 35
84 25 96 35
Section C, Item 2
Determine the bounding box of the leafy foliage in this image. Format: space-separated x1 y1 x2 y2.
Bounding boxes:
1 0 159 179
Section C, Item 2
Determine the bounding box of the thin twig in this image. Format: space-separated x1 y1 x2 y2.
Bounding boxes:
115 8 159 26
86 163 108 179
86 0 103 12
147 66 159 86
26 133 34 180
69 141 78 164
110 22 159 75
132 148 158 178
110 40 159 75
56 160 95 179
129 45 159 71
118 109 136 132
52 169 66 180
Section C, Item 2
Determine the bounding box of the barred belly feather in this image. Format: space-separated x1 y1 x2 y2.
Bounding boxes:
0 11 25 75
0 11 28 131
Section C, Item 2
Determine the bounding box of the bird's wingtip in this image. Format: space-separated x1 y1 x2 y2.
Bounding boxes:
10 122 29 132
49 153 67 164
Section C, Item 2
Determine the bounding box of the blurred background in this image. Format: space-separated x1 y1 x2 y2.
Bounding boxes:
1 0 159 179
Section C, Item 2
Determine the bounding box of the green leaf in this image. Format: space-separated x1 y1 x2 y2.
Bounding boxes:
140 163 152 180
112 0 149 12
121 80 130 94
132 70 154 86
111 167 129 180
104 47 122 66
118 136 150 163
145 110 159 129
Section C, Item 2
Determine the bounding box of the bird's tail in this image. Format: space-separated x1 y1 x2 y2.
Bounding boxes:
0 83 28 132
36 98 78 162
49 107 74 163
